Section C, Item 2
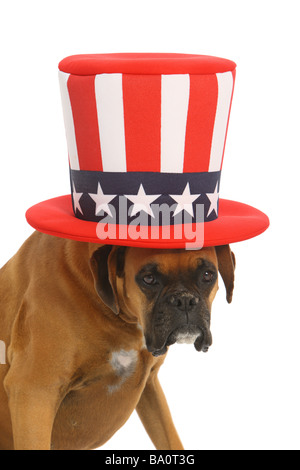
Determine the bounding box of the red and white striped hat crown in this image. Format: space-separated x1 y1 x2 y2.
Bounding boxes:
59 54 235 176
26 54 269 247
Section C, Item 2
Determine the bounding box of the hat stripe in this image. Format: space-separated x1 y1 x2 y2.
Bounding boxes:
209 71 234 172
94 74 127 172
123 74 161 172
59 72 80 170
220 69 236 170
160 74 190 173
183 74 219 173
59 70 234 174
67 75 103 171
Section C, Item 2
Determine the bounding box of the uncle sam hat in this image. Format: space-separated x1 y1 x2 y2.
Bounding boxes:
26 53 269 248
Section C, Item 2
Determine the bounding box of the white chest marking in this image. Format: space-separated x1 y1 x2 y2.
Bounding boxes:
111 349 137 374
117 353 134 368
108 349 138 394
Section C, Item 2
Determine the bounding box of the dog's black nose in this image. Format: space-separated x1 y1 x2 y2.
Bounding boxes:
168 292 199 312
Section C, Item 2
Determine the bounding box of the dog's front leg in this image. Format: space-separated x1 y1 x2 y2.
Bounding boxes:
136 366 184 450
4 356 65 450
5 387 58 450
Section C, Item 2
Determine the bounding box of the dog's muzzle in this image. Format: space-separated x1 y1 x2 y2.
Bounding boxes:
146 290 213 357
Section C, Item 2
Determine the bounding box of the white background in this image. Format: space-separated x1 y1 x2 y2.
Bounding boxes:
0 0 299 451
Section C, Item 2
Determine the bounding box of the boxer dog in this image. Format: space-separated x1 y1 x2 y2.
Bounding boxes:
0 232 235 450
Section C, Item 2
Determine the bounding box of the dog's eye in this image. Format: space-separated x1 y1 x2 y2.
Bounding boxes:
143 274 156 285
202 271 214 283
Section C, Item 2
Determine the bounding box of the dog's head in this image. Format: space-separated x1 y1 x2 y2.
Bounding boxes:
90 245 235 357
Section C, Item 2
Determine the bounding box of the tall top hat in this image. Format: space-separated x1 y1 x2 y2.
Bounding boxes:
26 53 269 248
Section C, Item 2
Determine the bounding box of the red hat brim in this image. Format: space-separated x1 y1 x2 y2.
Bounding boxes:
25 195 269 248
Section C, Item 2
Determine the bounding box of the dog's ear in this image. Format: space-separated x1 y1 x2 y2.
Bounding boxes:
215 245 236 304
90 245 126 315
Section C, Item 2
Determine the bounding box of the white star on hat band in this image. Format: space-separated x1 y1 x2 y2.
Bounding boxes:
125 184 161 218
88 182 117 217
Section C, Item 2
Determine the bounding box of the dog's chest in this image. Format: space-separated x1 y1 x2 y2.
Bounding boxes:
51 347 154 450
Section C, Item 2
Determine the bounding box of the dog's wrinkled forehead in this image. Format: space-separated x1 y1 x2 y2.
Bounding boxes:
125 247 218 278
